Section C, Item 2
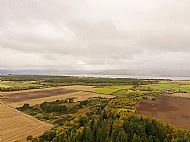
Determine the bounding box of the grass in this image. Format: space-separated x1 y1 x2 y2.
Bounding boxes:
0 82 11 88
179 85 190 93
0 81 39 88
159 80 170 84
148 83 180 90
142 82 190 93
62 85 94 91
91 85 132 94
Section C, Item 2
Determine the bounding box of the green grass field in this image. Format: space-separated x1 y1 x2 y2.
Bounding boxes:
0 81 39 88
91 85 132 94
0 82 10 88
142 82 190 93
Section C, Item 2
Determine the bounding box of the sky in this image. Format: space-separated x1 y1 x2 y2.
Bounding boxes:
0 0 190 71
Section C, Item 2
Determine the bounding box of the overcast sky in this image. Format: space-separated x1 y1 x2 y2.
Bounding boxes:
0 0 190 71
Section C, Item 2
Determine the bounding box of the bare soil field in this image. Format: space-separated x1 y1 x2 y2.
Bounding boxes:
7 91 115 108
1 85 95 95
1 88 79 103
137 96 190 131
0 87 66 95
171 80 190 85
0 103 52 142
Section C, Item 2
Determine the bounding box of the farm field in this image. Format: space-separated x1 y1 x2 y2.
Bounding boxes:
7 91 115 108
139 81 190 93
170 80 190 85
1 88 79 103
171 93 190 98
0 83 10 88
0 81 39 88
137 96 190 131
1 86 70 95
91 85 132 94
1 85 95 92
0 103 52 142
1 85 116 108
62 85 95 91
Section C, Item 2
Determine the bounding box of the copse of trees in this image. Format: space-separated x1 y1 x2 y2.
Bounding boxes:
35 112 190 142
44 77 156 86
73 114 190 142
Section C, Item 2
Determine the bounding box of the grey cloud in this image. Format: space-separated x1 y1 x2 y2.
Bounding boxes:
0 0 190 71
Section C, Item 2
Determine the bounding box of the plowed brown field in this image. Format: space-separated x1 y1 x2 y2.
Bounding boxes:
7 91 115 108
2 88 79 102
137 96 190 131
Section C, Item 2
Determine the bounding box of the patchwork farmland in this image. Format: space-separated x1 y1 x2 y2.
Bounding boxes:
1 75 190 141
1 85 115 107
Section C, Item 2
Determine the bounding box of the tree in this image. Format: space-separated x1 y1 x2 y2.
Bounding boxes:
131 133 140 142
115 128 128 142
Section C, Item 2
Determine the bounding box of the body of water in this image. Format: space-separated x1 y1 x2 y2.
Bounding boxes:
58 74 190 80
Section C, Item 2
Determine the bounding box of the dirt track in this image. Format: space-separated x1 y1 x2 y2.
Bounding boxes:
0 103 53 142
137 96 190 131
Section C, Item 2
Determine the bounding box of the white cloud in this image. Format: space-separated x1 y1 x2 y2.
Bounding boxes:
0 0 190 71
